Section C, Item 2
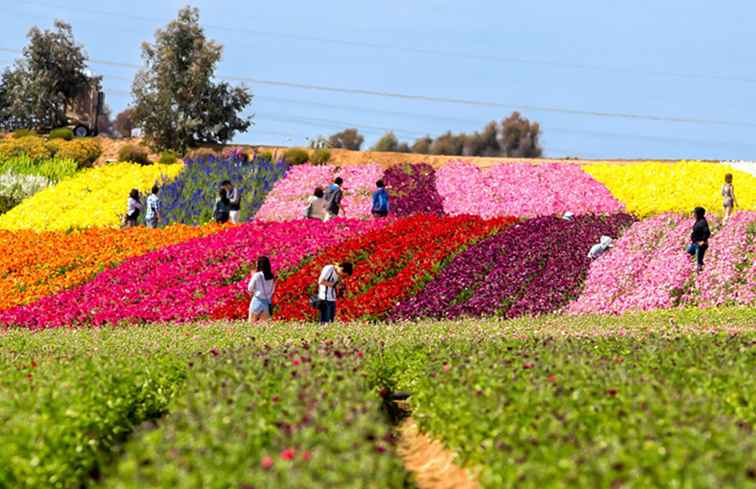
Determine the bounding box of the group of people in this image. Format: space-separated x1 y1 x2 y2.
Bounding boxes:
304 177 390 221
247 256 354 324
213 180 242 224
124 185 162 228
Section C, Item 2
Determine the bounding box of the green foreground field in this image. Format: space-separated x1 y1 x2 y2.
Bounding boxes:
1 307 754 489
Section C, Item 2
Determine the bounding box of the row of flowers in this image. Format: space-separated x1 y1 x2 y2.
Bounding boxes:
0 162 185 230
570 211 756 313
0 225 223 311
390 214 636 320
0 219 384 328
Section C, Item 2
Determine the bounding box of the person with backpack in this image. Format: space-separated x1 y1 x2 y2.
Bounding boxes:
223 180 242 224
316 261 353 323
323 177 344 221
371 179 390 218
687 207 711 273
214 188 231 224
248 256 276 322
124 189 143 228
145 185 161 229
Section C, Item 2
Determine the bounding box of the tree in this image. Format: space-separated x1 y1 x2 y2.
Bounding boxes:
371 131 400 152
430 131 464 155
114 107 136 138
132 7 252 152
97 103 113 136
411 136 433 154
327 128 364 150
500 112 542 158
0 21 90 131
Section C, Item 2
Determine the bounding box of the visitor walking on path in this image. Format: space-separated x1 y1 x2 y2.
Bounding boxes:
124 189 143 228
305 187 327 221
214 188 231 224
145 185 161 229
248 256 276 322
687 207 711 273
224 180 242 224
317 262 353 323
371 179 390 218
722 173 737 224
323 177 344 221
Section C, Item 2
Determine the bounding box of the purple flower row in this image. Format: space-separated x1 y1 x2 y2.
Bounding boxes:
390 214 635 320
383 163 445 216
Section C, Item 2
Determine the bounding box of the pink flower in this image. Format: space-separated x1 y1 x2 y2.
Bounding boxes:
260 455 274 470
280 448 295 461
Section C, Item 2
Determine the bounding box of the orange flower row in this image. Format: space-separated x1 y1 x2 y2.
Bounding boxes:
0 224 223 311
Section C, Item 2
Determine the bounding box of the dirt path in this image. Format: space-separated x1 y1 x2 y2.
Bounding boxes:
398 418 479 489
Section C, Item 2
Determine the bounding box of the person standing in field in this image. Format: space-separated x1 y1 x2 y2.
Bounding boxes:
223 180 242 224
248 256 276 322
305 186 327 221
145 185 161 229
371 179 390 218
323 177 344 221
317 262 353 324
214 188 231 224
687 207 711 273
124 189 143 228
722 173 737 224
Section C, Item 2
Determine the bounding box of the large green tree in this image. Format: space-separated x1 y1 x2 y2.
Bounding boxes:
132 7 252 152
0 21 90 131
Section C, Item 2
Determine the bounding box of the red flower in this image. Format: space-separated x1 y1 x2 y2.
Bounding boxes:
606 388 619 397
280 448 295 461
547 374 557 383
301 450 312 461
292 358 301 366
523 362 535 370
260 455 274 470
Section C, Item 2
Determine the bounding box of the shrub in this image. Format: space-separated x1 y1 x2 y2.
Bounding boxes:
12 129 36 139
47 138 102 168
117 144 151 165
0 136 53 162
184 147 220 161
257 151 273 162
0 155 78 183
310 148 332 165
283 148 309 165
48 128 74 141
158 150 178 165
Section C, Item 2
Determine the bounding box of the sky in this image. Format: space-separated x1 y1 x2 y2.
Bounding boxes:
1 0 755 159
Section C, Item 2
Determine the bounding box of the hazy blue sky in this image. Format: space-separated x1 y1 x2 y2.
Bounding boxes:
2 0 755 159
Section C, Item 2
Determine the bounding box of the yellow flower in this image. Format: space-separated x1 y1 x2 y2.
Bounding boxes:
583 162 756 217
0 162 184 230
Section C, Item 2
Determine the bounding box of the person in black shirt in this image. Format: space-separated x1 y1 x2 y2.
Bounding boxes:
214 188 231 224
687 207 711 272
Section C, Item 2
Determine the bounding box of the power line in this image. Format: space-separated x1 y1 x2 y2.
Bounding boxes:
17 1 756 85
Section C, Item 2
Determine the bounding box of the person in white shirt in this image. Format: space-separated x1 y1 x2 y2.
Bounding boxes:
317 262 353 323
304 187 327 221
248 256 276 322
588 235 614 260
124 189 143 227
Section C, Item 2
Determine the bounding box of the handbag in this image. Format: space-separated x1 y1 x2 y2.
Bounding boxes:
309 294 322 309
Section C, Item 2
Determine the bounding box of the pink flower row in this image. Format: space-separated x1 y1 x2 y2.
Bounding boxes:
0 219 384 328
570 212 756 314
255 164 384 221
435 161 625 218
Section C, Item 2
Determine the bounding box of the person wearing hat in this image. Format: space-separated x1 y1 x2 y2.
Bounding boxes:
588 235 614 260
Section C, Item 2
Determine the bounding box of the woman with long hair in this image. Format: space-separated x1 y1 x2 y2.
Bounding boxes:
248 256 276 322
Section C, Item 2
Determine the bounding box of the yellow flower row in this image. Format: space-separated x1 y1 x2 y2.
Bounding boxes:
0 162 184 230
583 162 756 218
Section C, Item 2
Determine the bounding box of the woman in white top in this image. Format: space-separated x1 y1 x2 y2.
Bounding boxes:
305 186 327 221
248 256 276 322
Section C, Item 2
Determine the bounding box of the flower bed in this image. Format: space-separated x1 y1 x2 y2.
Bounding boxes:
0 225 221 311
382 163 444 216
0 173 51 215
391 214 635 320
0 219 382 328
160 157 289 225
0 162 184 230
255 164 383 221
583 161 756 217
267 214 508 322
435 161 624 218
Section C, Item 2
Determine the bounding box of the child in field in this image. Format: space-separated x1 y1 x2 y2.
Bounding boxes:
371 179 390 218
722 173 737 224
687 207 711 273
248 256 276 322
124 189 142 227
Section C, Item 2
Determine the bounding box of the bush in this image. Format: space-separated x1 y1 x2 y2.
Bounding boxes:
158 150 178 165
47 138 102 168
48 128 74 141
310 148 332 165
184 147 220 161
12 129 36 139
0 136 53 162
283 148 309 165
117 144 151 165
257 151 273 162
